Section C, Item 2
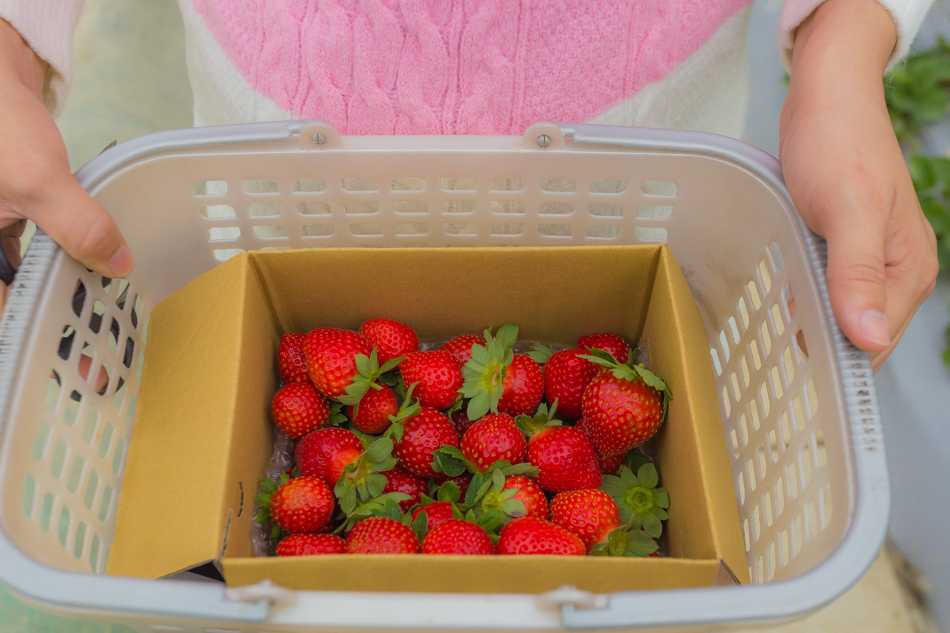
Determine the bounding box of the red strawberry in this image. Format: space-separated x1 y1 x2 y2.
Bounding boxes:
271 382 330 440
578 332 632 364
263 475 335 535
460 412 527 472
382 466 429 513
277 333 310 384
358 318 419 365
275 533 346 556
295 427 364 487
422 519 495 555
580 352 670 457
549 489 621 552
399 350 463 410
449 408 476 436
526 425 602 493
411 500 457 533
347 383 398 434
442 472 472 500
574 418 627 474
497 354 544 416
439 333 487 366
502 475 549 520
460 323 523 419
541 348 600 419
393 406 460 478
495 516 586 556
304 328 373 400
345 516 420 554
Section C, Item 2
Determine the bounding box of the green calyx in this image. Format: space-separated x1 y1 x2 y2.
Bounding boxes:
600 463 670 539
254 472 291 540
589 524 659 558
515 401 561 438
337 349 405 408
383 382 421 443
334 437 404 531
461 462 539 535
460 322 519 420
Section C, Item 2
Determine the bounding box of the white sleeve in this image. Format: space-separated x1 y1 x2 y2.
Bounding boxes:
0 0 86 115
777 0 935 72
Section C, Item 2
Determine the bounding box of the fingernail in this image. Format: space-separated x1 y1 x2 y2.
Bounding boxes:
859 310 890 347
108 244 134 278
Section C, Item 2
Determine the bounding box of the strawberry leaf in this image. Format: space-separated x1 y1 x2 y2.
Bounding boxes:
436 481 461 503
477 509 504 534
431 445 473 478
528 344 555 365
465 391 492 421
411 511 428 541
590 526 659 557
601 463 670 537
259 477 278 495
495 322 520 350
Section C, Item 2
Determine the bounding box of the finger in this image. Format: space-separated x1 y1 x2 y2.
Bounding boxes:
26 173 133 278
820 195 892 354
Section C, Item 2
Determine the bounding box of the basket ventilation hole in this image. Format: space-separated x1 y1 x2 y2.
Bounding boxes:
108 318 120 355
491 177 526 192
710 348 722 376
586 225 620 239
346 200 380 215
242 179 279 193
74 522 87 559
71 281 87 318
633 227 668 242
738 297 750 329
541 178 576 193
57 505 70 546
67 456 85 493
200 204 236 219
293 178 327 192
213 249 245 262
492 200 526 215
249 202 283 218
539 202 574 216
84 469 98 511
46 373 62 412
298 201 332 215
115 278 130 310
636 205 672 219
538 224 573 237
194 180 228 195
747 281 762 311
253 225 289 238
589 203 622 218
641 180 677 195
759 260 772 295
302 223 335 237
90 301 105 334
391 177 426 191
21 474 36 519
209 226 241 242
342 177 378 192
51 437 67 479
394 200 428 214
769 240 785 271
590 179 626 193
40 492 54 531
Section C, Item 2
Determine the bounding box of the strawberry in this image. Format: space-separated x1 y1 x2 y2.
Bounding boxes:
347 382 398 434
410 500 457 533
277 332 310 384
382 466 429 513
295 427 364 487
256 474 334 536
501 475 548 520
495 516 586 556
460 412 527 473
600 462 670 540
271 382 330 440
575 418 627 474
358 318 419 365
518 405 601 493
393 406 460 478
460 322 523 419
275 533 346 556
578 332 632 365
449 408 476 436
579 350 671 456
345 516 420 554
304 328 373 400
439 333 487 366
422 519 495 555
399 350 463 410
497 354 544 416
549 489 620 552
532 347 600 419
442 471 472 500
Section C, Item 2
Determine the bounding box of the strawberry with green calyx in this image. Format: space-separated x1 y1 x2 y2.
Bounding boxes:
337 348 404 409
347 383 399 434
304 328 374 400
398 350 463 410
530 346 600 419
461 462 541 533
333 437 401 517
381 466 428 513
574 417 628 475
589 522 660 557
358 318 419 365
578 332 632 365
439 332 487 366
422 518 496 555
392 405 460 478
295 427 364 488
580 348 672 457
518 403 602 493
600 463 670 539
255 473 335 539
549 488 621 552
345 514 420 554
459 322 519 420
459 412 528 473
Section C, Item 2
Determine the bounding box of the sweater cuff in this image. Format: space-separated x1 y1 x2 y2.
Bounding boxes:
778 0 934 72
0 0 85 116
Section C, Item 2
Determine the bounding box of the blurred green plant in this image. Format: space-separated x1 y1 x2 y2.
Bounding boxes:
886 34 950 367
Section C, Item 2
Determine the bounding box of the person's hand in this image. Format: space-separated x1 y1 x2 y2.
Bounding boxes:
0 18 133 312
778 0 938 372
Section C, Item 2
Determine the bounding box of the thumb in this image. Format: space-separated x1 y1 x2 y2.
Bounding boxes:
821 207 891 353
27 171 134 279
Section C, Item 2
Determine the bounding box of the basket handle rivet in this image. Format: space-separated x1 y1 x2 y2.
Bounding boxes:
537 134 551 148
312 133 327 145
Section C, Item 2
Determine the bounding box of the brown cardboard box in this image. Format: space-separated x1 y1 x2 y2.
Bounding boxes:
107 244 748 593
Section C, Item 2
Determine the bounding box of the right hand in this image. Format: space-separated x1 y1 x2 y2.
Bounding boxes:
0 18 133 312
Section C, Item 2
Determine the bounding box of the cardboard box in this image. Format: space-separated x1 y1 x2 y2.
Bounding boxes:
107 244 748 593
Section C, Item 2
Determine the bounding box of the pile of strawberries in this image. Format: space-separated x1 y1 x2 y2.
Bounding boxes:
255 319 671 557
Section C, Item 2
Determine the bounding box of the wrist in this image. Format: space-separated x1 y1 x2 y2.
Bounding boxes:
0 18 49 100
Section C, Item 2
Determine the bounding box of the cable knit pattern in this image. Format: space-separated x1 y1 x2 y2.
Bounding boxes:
194 0 761 134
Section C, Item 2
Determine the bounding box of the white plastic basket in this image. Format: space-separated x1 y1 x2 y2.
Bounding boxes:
0 121 887 631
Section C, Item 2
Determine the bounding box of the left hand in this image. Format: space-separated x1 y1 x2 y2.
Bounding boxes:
778 0 939 372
